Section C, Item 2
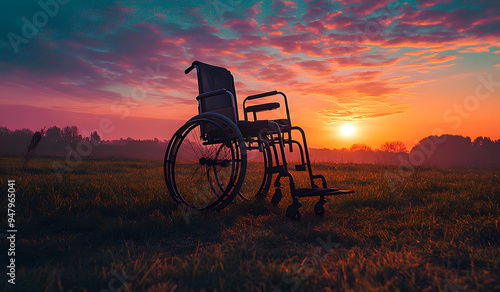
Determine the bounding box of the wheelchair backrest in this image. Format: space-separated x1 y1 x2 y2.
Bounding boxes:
190 61 239 123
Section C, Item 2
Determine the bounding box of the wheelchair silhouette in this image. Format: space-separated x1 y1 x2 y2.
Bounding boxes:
164 61 353 220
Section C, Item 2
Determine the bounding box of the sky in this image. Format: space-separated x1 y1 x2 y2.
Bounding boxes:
1 0 499 149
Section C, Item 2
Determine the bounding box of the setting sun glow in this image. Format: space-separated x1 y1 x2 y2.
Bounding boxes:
340 124 355 137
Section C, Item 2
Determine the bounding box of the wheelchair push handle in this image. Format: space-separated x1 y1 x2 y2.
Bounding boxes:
185 64 195 74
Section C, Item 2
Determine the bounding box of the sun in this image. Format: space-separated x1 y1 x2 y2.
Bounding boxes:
340 124 355 137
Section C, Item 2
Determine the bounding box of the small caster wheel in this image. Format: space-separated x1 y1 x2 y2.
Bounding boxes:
314 197 326 217
314 204 325 217
286 199 302 221
286 205 301 221
271 187 283 206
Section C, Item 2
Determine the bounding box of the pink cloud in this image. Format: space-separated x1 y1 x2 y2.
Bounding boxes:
223 19 258 34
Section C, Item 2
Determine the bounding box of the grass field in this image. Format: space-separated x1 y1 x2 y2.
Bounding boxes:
1 157 499 291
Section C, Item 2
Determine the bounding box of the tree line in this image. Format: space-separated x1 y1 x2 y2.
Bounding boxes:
1 126 499 168
0 126 166 160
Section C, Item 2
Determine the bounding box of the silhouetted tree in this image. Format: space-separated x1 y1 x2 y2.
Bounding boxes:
380 141 407 153
90 131 101 145
71 126 82 142
62 126 73 142
350 144 372 151
0 127 10 136
61 126 82 143
412 135 472 167
471 136 498 168
13 128 33 137
45 126 62 143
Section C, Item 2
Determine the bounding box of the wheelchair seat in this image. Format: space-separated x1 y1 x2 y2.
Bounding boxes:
237 120 270 138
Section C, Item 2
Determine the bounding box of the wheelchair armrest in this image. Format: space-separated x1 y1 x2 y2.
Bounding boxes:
243 90 291 126
245 102 280 114
196 88 228 100
245 90 278 101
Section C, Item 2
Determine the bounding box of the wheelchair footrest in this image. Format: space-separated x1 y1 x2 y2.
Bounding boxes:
292 188 354 198
295 164 306 171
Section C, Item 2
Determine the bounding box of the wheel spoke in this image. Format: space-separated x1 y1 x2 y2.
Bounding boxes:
164 114 247 211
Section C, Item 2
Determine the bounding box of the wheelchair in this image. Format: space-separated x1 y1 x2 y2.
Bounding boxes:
164 61 354 220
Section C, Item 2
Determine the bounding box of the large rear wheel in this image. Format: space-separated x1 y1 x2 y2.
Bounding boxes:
164 113 247 211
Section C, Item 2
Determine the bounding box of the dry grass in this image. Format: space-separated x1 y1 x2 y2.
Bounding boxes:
0 158 499 291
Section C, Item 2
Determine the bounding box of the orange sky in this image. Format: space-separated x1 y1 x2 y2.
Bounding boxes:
1 0 500 149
